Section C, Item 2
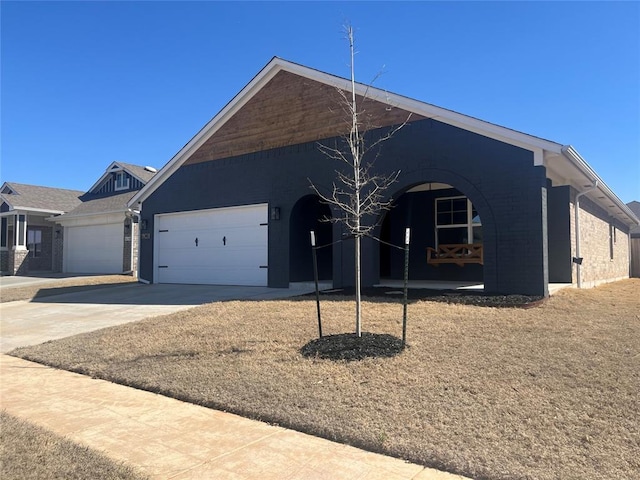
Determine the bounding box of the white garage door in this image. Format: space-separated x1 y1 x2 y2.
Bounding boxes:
155 204 268 286
65 223 124 274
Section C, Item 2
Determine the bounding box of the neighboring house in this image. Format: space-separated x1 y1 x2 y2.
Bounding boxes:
128 57 638 296
1 162 157 275
628 201 640 278
1 184 83 274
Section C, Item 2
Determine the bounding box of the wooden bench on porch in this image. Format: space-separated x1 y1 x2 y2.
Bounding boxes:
426 243 483 267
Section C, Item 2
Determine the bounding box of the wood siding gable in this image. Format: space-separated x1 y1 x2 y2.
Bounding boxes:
184 70 423 166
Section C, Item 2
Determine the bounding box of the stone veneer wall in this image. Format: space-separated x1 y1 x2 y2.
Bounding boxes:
121 219 139 276
570 193 630 287
123 220 130 272
8 249 29 275
1 250 8 272
52 224 63 273
132 222 139 277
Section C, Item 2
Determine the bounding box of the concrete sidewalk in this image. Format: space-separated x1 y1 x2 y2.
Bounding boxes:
1 355 468 480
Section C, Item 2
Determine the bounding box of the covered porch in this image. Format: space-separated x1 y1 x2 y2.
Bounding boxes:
0 211 61 275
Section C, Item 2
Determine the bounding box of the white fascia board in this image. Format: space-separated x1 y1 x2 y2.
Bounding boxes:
52 208 128 224
1 182 16 195
128 57 565 207
50 210 127 227
86 161 123 193
561 145 639 226
0 207 65 216
277 58 564 154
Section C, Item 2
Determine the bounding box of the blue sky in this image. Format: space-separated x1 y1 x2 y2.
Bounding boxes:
2 1 639 203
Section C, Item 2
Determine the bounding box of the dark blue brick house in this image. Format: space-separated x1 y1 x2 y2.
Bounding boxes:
129 58 638 296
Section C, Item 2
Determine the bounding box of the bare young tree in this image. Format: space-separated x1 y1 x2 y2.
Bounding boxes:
310 25 409 337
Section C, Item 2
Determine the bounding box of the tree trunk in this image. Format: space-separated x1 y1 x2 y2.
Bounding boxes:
355 233 362 337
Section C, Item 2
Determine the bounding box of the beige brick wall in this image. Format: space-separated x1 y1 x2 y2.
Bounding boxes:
132 222 139 278
123 218 132 273
570 198 630 288
122 218 139 277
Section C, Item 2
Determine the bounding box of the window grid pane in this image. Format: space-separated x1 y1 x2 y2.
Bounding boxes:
435 196 482 247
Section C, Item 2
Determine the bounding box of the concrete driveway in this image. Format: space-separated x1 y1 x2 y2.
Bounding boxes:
0 282 311 353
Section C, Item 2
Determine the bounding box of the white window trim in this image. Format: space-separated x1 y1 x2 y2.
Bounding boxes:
434 196 481 248
114 172 130 191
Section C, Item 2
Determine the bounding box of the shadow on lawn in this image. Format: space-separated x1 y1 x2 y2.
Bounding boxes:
301 332 405 361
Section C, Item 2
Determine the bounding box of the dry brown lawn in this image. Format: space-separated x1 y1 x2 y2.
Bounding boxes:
0 275 136 303
0 411 147 480
11 279 640 480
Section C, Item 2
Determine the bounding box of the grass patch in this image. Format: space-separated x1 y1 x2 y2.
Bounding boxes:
11 279 640 480
0 411 147 480
0 275 136 303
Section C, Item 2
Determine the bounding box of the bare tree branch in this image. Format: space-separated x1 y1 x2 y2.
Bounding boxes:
308 25 410 337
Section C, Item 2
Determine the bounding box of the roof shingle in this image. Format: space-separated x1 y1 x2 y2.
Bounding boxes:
0 183 83 213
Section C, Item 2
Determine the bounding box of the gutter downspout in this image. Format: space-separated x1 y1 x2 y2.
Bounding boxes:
574 181 598 288
127 209 150 284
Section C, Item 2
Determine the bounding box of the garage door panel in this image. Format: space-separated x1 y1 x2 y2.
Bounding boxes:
155 204 268 286
158 266 267 286
159 226 266 250
65 224 123 274
158 246 266 268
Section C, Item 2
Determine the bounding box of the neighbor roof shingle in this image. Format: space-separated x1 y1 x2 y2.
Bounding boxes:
627 201 640 235
0 183 84 213
118 163 157 184
64 191 137 217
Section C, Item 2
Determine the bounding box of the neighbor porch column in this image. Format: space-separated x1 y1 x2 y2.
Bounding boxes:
0 216 8 272
8 212 29 275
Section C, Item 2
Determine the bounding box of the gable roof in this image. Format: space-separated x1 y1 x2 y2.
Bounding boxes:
628 201 640 216
87 161 157 194
0 182 83 215
128 57 638 227
628 201 640 235
55 163 157 221
1 162 157 221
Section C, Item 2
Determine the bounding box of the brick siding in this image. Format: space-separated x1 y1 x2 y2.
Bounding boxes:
123 218 132 273
0 250 8 272
570 193 630 287
131 222 139 277
52 223 63 272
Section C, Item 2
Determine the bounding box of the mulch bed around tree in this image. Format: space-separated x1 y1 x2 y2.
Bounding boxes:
311 286 545 308
301 332 404 361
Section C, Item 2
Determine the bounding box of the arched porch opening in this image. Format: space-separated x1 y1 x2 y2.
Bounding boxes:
379 181 488 286
289 195 332 282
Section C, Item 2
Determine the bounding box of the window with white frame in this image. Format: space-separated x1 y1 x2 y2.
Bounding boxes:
114 172 130 191
435 196 482 247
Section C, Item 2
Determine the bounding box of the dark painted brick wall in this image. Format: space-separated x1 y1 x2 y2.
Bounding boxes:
140 118 549 295
547 184 572 282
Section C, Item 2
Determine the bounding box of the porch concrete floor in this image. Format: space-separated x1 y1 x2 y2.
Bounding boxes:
377 279 573 295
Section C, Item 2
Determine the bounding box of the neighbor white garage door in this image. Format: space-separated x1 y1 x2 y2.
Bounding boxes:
155 204 268 286
65 223 124 274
